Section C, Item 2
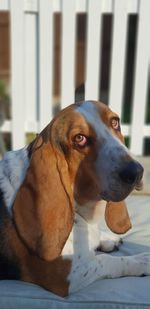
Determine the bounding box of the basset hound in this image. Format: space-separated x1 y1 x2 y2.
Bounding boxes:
0 100 150 297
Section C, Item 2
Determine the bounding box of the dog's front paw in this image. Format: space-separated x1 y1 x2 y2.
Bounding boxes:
122 252 150 277
134 252 150 275
96 231 122 252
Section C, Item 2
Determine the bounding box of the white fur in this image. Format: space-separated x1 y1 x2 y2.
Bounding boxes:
62 205 150 294
62 200 121 257
0 147 29 212
68 250 150 294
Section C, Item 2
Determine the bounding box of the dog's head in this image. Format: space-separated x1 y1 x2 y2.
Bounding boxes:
51 100 143 203
13 101 143 260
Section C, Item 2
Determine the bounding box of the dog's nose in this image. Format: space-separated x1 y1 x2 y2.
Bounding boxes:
119 161 144 185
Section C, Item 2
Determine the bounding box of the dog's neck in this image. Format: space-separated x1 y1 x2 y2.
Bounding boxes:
75 200 106 224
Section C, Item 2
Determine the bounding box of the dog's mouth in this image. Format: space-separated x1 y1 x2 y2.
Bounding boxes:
101 186 132 203
135 179 143 191
101 179 143 203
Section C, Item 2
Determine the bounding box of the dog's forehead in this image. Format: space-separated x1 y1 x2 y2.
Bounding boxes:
52 101 118 139
75 100 105 117
74 101 114 133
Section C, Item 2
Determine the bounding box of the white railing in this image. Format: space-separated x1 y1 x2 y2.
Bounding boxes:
0 0 150 155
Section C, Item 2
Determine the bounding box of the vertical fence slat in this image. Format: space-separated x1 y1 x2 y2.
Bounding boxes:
109 0 128 116
85 0 102 101
0 0 9 10
24 0 38 13
61 0 76 108
38 0 53 131
24 13 37 132
10 0 26 149
130 0 150 155
53 0 61 13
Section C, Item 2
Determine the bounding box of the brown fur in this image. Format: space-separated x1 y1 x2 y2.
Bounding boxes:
105 201 132 234
3 216 71 297
13 139 74 261
11 121 75 296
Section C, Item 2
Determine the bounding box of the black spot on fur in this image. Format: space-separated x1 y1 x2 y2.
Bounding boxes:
59 142 69 156
0 254 20 280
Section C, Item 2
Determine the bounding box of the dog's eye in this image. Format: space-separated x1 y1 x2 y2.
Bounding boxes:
73 134 88 147
111 118 121 131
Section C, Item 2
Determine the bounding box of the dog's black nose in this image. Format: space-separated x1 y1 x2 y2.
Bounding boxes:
119 161 144 185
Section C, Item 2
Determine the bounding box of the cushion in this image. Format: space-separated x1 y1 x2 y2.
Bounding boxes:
0 195 150 309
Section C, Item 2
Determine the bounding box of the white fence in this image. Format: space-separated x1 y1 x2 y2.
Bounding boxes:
0 0 150 155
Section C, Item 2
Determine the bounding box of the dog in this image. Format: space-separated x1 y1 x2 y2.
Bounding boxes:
0 100 149 297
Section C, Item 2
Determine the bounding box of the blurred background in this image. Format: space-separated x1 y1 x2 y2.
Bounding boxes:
0 0 149 190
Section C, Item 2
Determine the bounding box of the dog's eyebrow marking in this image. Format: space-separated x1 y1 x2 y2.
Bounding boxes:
75 101 120 143
76 101 128 152
75 101 105 137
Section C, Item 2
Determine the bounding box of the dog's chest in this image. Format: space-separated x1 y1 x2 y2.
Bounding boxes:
61 213 101 294
62 213 100 260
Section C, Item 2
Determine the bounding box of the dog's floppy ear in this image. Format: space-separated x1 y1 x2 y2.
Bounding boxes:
105 201 132 234
12 132 74 261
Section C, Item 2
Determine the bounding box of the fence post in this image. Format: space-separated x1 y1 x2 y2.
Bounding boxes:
38 0 54 131
109 0 128 116
130 0 150 155
10 0 26 149
24 8 38 133
61 0 76 108
85 0 104 101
